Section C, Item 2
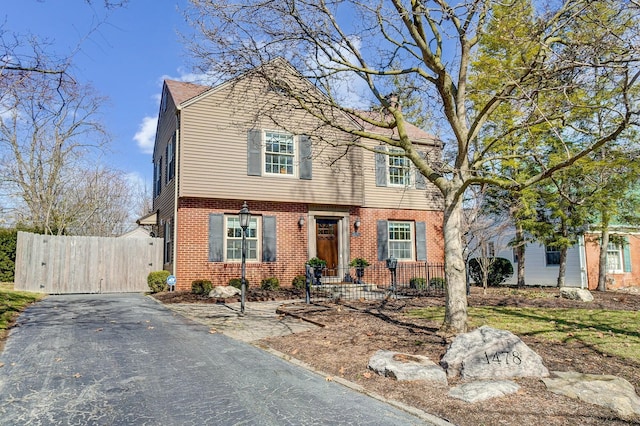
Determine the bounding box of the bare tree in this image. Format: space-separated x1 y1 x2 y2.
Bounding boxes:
0 65 109 234
186 0 640 333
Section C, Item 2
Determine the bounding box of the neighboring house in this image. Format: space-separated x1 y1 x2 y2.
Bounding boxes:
483 225 640 289
144 60 445 290
118 226 151 239
491 236 587 287
583 226 640 290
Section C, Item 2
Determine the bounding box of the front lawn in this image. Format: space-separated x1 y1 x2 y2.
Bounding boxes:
408 305 640 362
0 282 43 350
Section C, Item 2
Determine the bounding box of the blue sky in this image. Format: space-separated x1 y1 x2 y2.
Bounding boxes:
2 0 195 187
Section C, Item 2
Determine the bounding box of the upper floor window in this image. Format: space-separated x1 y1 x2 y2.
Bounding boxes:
388 221 413 260
226 216 259 261
545 245 560 266
153 158 162 198
264 131 295 176
388 149 411 186
166 135 175 183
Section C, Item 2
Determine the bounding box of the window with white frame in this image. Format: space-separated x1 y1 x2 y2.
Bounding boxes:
545 245 560 266
225 216 259 261
264 131 294 175
164 219 173 263
166 135 175 182
606 242 624 273
388 221 413 259
388 149 411 186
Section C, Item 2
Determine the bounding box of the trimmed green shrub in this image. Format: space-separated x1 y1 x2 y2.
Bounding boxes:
292 274 307 289
191 279 213 295
429 277 446 289
409 277 426 289
147 270 170 293
468 257 514 287
260 277 280 291
228 278 250 289
0 228 17 282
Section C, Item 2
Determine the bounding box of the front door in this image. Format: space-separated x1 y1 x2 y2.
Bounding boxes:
316 218 339 277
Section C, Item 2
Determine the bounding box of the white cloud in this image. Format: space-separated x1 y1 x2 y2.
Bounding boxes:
133 116 157 154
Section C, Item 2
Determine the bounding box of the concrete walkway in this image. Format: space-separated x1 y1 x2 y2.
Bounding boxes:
0 294 438 425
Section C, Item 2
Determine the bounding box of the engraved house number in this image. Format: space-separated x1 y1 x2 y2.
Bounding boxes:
484 350 522 365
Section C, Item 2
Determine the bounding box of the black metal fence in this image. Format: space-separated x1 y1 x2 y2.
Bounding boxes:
305 263 446 302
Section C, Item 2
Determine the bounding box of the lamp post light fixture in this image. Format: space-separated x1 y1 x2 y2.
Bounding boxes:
239 201 251 314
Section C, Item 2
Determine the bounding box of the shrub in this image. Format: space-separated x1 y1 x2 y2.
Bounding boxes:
349 257 370 267
191 279 213 295
0 228 17 282
292 274 307 289
429 277 446 289
260 277 280 291
307 257 327 268
409 277 426 289
147 270 170 293
468 257 514 287
228 278 249 289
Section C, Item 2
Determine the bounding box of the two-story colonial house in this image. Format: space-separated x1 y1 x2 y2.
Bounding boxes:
141 60 444 290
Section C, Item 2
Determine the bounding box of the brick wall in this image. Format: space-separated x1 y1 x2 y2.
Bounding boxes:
174 197 444 290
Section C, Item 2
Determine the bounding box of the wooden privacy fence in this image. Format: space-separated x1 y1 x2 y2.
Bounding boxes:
14 231 164 294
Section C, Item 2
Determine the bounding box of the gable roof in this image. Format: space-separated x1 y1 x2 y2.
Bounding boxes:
164 80 209 106
357 111 440 146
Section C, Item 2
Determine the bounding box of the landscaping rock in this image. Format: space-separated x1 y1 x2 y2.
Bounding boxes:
559 287 594 302
448 380 520 403
208 286 241 298
368 349 448 384
543 371 640 418
440 326 549 380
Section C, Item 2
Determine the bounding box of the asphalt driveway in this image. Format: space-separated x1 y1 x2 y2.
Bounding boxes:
0 293 434 425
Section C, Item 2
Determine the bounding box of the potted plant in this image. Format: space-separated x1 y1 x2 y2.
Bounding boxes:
349 257 370 283
307 257 327 285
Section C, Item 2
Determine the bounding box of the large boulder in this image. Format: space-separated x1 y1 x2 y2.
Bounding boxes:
543 371 640 418
448 380 520 403
440 326 549 380
209 286 241 298
559 287 594 302
368 350 448 384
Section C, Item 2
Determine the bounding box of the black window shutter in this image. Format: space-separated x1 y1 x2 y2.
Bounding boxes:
377 220 388 261
415 221 427 261
262 216 277 262
299 135 312 180
415 152 426 190
247 130 262 176
375 146 387 187
208 213 224 262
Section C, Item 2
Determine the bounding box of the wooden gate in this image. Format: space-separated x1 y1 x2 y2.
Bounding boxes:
14 232 164 294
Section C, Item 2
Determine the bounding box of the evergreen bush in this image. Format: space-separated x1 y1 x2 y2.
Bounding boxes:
147 270 170 293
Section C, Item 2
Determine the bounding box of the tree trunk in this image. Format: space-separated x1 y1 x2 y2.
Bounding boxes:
441 188 468 334
597 227 610 291
556 218 568 288
515 224 526 287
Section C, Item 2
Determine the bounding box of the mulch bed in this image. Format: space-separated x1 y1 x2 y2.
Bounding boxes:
154 287 640 425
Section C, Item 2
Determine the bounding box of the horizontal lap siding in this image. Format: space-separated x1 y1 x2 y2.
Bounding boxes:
178 83 363 206
362 142 443 211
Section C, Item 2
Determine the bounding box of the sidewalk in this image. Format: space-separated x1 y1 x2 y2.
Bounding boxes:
162 299 320 342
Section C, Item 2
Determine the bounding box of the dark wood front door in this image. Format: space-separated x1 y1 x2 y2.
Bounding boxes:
316 218 339 277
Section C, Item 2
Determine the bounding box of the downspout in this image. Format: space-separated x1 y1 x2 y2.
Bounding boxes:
172 111 180 276
578 235 586 289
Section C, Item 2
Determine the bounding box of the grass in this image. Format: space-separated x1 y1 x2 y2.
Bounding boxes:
0 282 43 345
408 306 640 362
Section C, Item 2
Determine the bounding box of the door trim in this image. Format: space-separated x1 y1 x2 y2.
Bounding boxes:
307 208 350 281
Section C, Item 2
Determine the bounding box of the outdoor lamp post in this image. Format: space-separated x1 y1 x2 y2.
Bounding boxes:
239 201 251 314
